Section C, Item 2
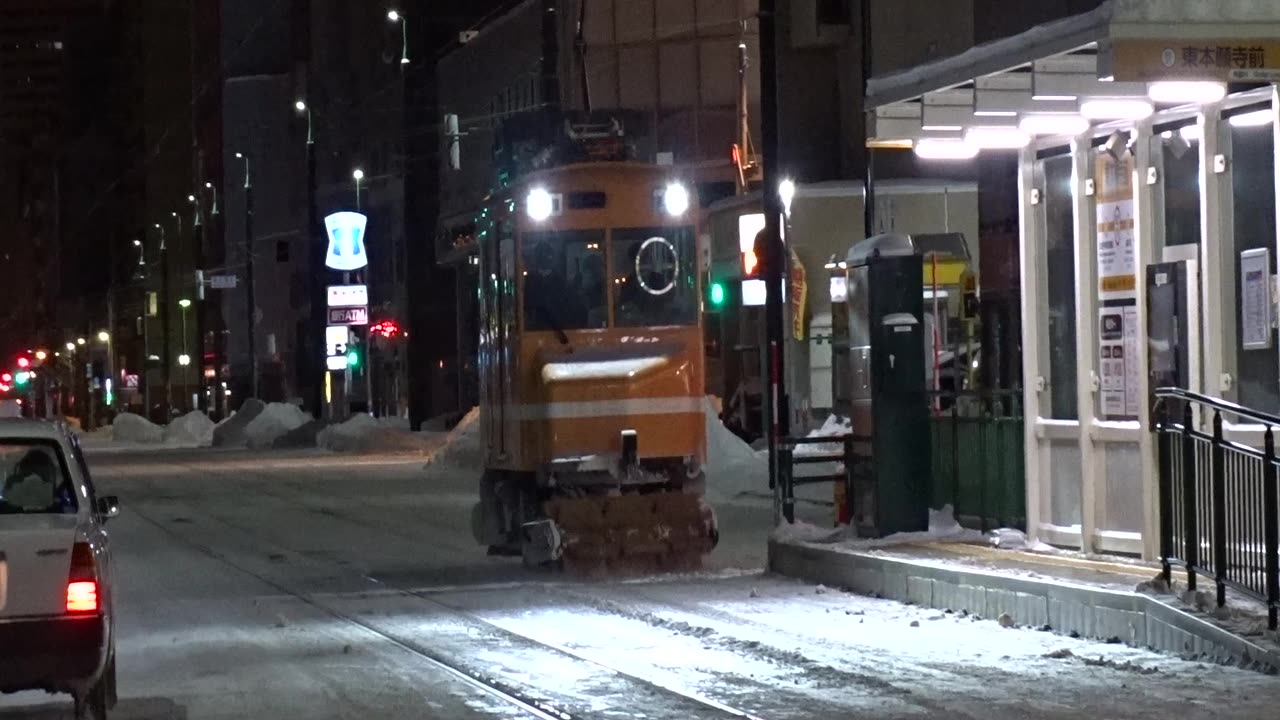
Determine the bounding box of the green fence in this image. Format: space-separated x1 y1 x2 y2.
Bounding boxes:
927 390 1026 532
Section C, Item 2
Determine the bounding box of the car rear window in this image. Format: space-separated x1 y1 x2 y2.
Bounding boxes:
0 440 77 515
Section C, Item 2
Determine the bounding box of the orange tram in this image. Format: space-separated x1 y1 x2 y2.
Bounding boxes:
469 161 718 572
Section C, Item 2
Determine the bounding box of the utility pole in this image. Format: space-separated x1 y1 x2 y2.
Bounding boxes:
238 152 258 399
759 0 789 496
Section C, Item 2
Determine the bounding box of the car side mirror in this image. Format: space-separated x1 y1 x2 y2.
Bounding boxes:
96 496 120 520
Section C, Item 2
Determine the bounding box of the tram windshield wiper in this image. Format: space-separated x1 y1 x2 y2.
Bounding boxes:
537 303 571 347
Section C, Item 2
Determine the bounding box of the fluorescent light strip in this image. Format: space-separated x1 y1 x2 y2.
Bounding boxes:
914 138 979 160
1148 81 1226 105
965 126 1031 149
1229 109 1274 127
1080 98 1153 120
1019 114 1089 136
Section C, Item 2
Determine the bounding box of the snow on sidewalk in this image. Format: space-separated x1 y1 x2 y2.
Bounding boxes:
771 504 986 548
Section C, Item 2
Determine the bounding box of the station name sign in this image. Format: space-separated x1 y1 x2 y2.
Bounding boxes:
1111 38 1280 82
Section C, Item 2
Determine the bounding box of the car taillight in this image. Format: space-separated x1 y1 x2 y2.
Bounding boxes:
66 581 98 613
66 542 99 614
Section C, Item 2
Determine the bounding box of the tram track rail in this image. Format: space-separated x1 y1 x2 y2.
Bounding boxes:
126 465 763 720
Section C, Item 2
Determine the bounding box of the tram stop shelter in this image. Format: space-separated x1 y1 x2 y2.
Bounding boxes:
864 0 1280 559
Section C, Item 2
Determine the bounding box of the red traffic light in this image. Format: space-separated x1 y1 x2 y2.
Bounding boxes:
371 320 401 339
1 373 10 383
16 357 29 369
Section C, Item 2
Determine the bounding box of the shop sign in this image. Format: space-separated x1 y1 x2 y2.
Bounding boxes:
1111 38 1280 82
327 284 368 308
327 306 368 326
324 211 369 271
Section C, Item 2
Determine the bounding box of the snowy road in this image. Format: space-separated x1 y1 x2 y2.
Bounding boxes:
3 448 1277 719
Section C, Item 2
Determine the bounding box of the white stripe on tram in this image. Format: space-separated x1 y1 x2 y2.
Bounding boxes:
506 396 704 420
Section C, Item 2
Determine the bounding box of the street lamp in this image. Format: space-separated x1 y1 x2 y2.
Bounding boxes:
296 97 324 418
388 10 409 65
205 181 219 217
294 100 312 145
65 343 76 353
353 168 365 210
77 338 86 346
97 331 109 343
236 151 258 399
153 220 173 408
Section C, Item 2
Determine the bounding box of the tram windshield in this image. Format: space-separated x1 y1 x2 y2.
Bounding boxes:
521 226 697 332
611 226 697 328
522 230 608 332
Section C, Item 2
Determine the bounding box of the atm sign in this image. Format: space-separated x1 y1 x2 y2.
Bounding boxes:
327 307 368 326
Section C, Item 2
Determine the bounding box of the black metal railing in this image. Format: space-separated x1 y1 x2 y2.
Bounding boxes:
927 388 1026 532
776 434 868 524
1154 387 1280 630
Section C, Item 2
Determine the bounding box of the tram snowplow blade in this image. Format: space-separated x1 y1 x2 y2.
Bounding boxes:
543 493 717 575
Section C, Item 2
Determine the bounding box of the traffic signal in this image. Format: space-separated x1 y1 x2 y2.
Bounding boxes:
1 373 10 384
741 248 760 279
708 281 727 309
14 371 30 386
16 357 29 369
346 348 360 368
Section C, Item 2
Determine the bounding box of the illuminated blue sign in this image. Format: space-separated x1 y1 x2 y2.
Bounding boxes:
324 211 369 271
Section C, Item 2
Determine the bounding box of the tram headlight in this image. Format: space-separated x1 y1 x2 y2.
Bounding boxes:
526 187 554 222
663 182 690 217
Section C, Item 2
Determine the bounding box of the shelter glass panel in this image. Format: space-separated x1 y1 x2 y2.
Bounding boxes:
1041 154 1078 420
1230 120 1279 411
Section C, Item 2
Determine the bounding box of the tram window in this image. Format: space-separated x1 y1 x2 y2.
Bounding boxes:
522 230 608 332
612 226 698 328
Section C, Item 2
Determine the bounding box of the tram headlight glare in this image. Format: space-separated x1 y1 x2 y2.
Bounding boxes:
663 182 690 217
526 187 553 222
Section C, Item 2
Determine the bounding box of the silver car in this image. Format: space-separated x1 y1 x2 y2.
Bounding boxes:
0 420 119 719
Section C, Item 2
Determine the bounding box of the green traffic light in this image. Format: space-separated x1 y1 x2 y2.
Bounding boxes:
709 282 726 307
14 371 29 386
346 350 360 368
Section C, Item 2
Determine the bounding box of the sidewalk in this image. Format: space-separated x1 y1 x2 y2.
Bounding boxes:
769 530 1280 674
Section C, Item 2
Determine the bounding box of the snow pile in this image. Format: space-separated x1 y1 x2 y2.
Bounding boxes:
316 414 442 454
424 407 482 470
796 414 853 456
272 419 327 449
316 414 379 452
213 399 265 447
771 504 986 548
163 411 216 447
243 402 311 449
110 413 164 444
704 398 768 501
793 413 853 479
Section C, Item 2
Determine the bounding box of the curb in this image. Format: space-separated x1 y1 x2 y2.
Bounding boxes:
768 539 1280 674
